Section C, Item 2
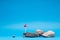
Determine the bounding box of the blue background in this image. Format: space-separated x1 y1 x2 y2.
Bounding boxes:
0 0 60 26
0 0 60 40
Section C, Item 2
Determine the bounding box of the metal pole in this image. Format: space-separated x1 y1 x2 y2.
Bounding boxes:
25 27 27 33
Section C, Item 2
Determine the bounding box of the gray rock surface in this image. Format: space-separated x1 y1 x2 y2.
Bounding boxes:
23 32 40 37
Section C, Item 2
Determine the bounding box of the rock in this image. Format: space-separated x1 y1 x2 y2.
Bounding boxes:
23 30 55 38
23 32 31 37
23 32 33 37
12 35 15 38
23 32 40 37
34 33 40 37
42 30 55 37
36 29 44 35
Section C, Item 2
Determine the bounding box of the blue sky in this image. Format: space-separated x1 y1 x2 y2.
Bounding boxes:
0 0 60 27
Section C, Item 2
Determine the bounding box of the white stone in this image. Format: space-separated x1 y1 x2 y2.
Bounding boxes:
42 30 55 37
36 29 44 34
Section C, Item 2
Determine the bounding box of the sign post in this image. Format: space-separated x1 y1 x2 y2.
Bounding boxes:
24 24 27 33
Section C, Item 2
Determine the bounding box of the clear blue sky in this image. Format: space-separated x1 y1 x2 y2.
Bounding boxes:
0 0 60 27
